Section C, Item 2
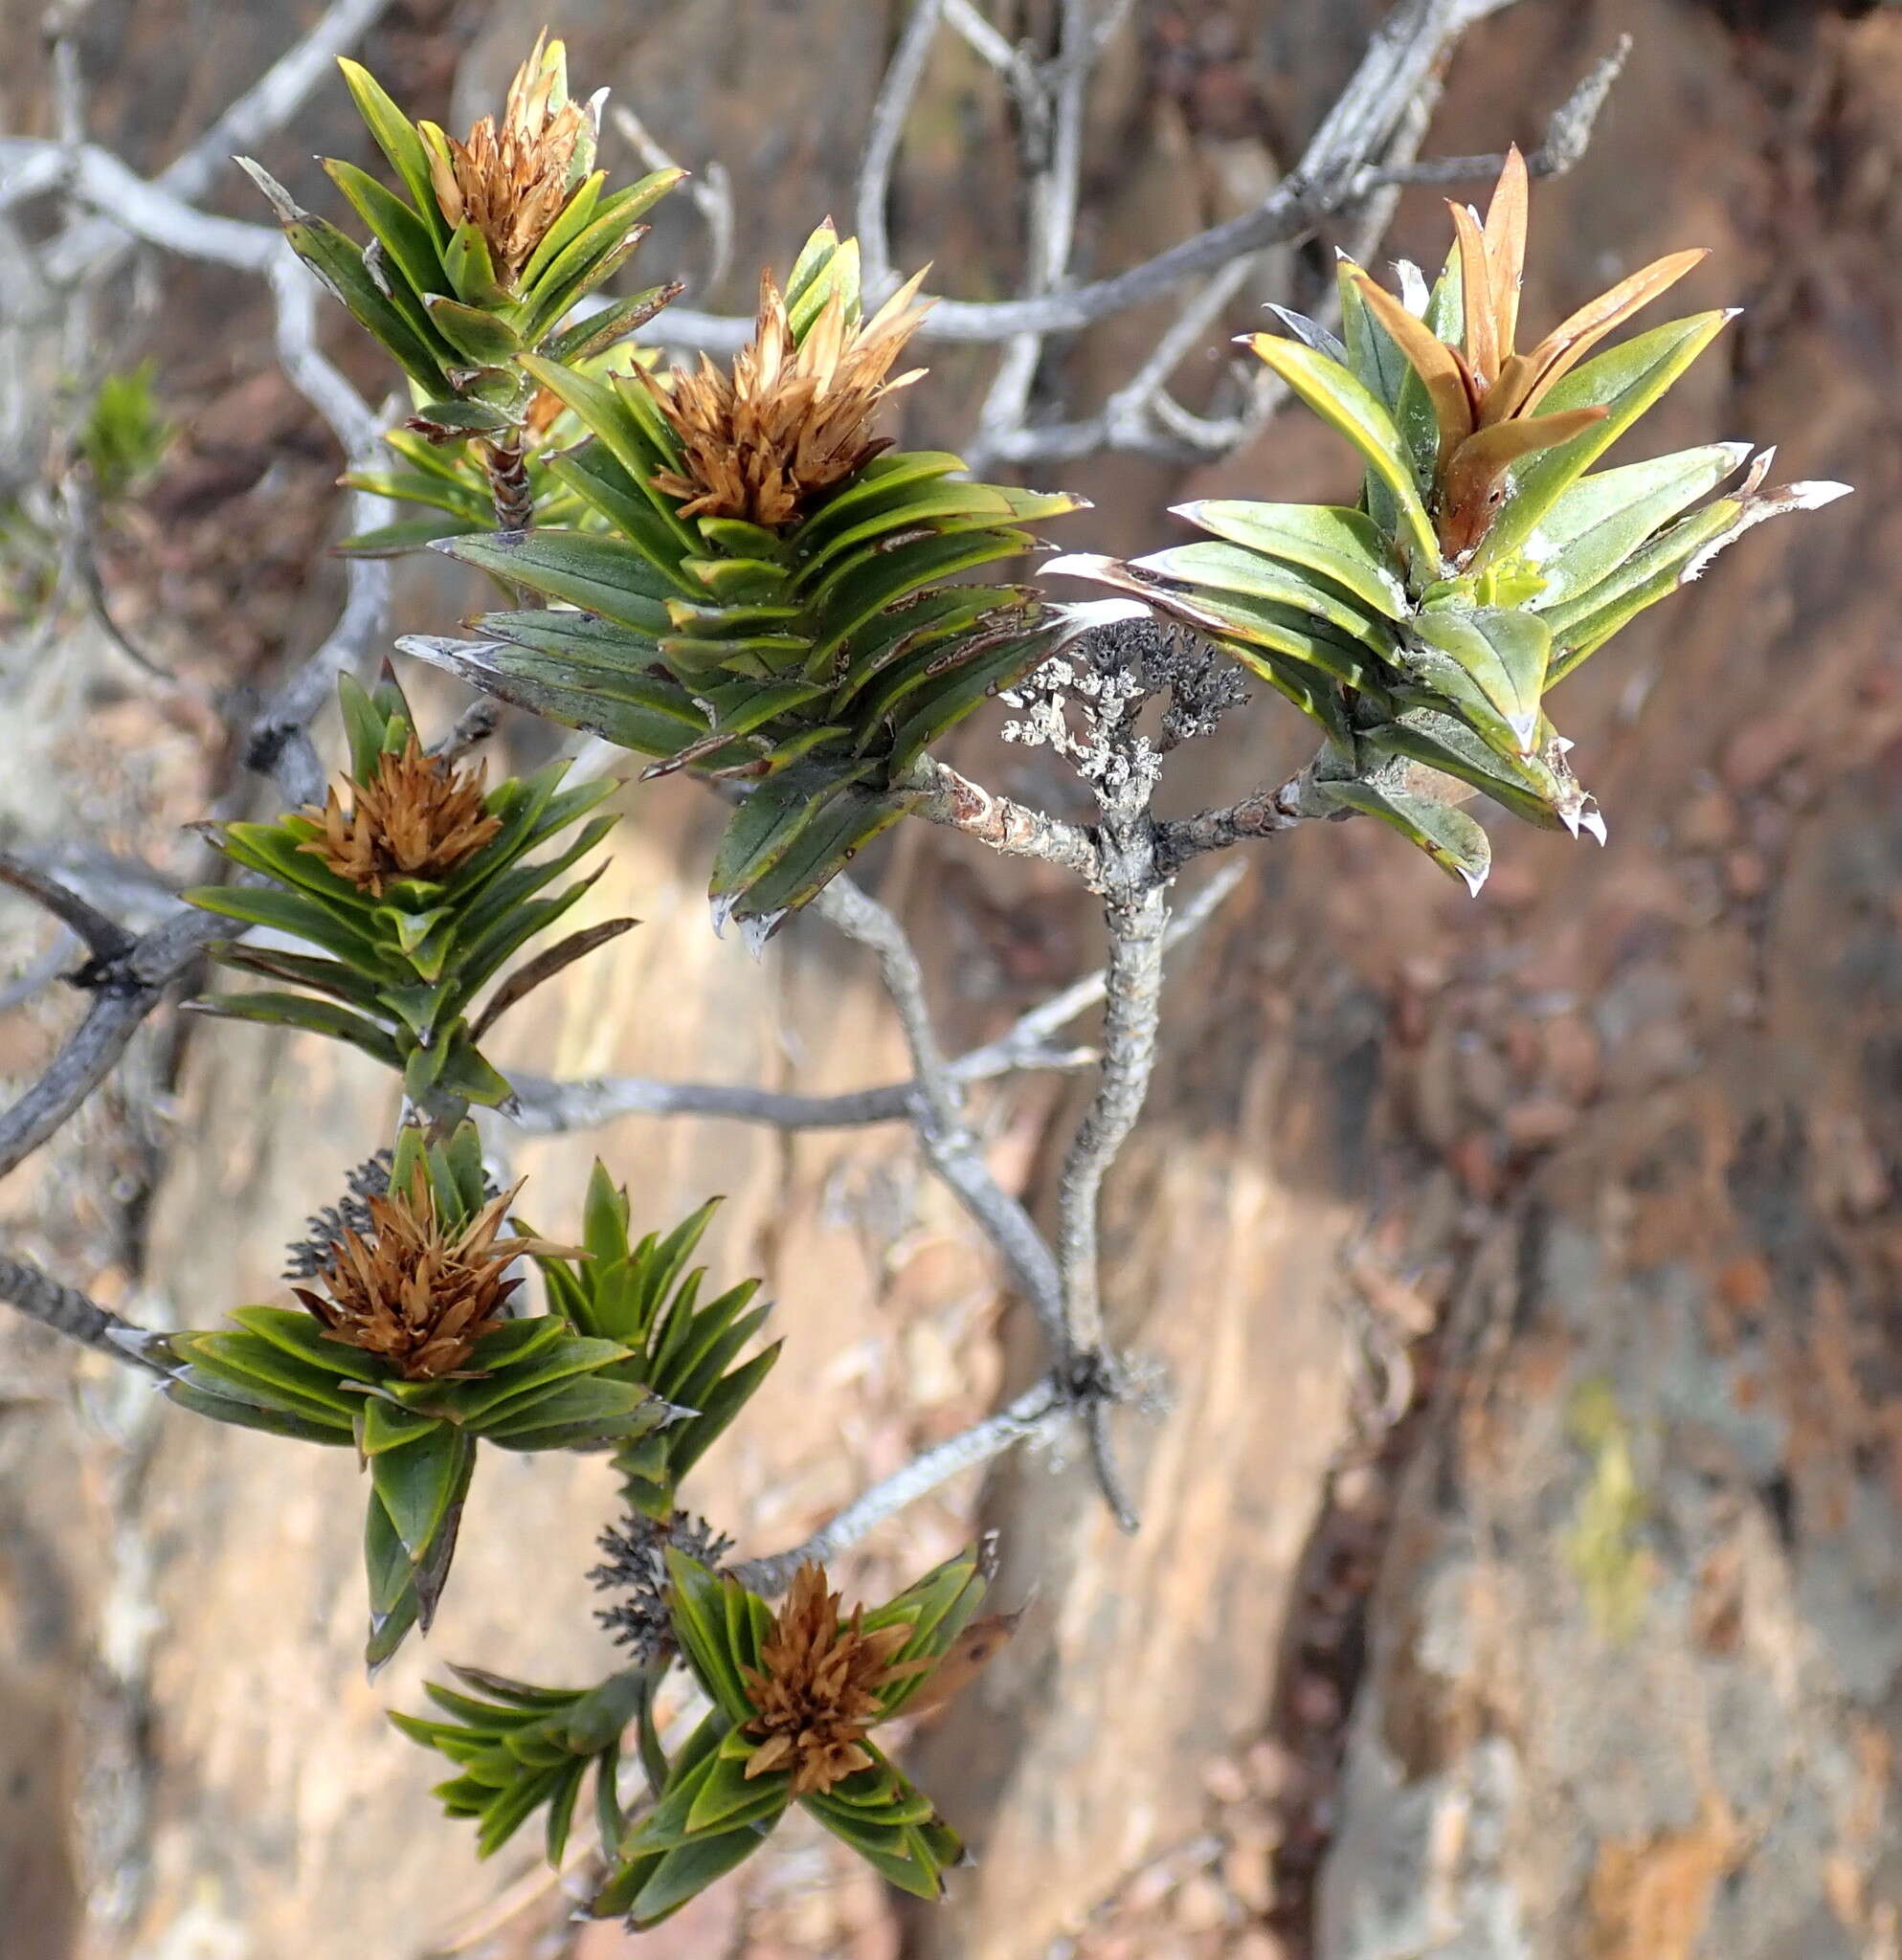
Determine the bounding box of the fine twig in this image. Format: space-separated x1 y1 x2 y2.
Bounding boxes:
29 0 395 280
635 0 1533 354
0 1251 168 1371
729 1374 1069 1593
967 0 1092 474
504 863 1245 1139
855 0 948 299
812 874 1069 1355
1152 761 1337 878
0 851 135 965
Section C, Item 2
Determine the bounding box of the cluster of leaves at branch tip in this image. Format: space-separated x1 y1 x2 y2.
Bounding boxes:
149 1120 682 1667
184 668 631 1109
399 220 1093 937
1048 145 1850 896
237 37 1106 932
592 1544 995 1928
239 36 682 474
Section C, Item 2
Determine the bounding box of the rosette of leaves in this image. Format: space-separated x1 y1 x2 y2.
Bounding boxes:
534 1165 780 1518
592 1548 990 1927
398 221 1086 931
1049 148 1847 894
152 1123 676 1666
186 671 626 1108
391 1664 651 1863
239 35 680 523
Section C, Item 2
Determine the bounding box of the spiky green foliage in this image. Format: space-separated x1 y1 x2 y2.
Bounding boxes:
392 1663 652 1863
534 1167 780 1518
151 1124 675 1667
590 1546 989 1928
238 43 679 449
399 224 1086 933
185 671 625 1108
1050 173 1847 894
336 347 666 557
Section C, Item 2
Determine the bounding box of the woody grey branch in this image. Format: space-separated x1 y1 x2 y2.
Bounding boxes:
810 874 1070 1358
730 1375 1069 1595
0 1252 168 1372
504 865 1244 1136
641 0 1533 356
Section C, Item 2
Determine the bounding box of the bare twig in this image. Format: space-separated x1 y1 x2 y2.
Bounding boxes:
1350 34 1630 191
811 875 1067 1352
505 865 1246 1138
638 0 1533 355
30 0 394 279
729 1375 1069 1592
0 903 227 1181
856 0 947 299
0 1251 168 1371
942 0 1021 78
968 0 1092 473
0 851 134 965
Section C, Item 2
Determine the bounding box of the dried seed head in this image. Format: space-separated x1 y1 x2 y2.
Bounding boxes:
293 1169 559 1381
641 268 931 529
591 1510 734 1662
737 1563 932 1796
299 734 501 897
427 33 593 287
283 1149 394 1281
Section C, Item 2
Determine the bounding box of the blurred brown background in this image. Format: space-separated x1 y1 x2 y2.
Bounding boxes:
0 0 1895 1955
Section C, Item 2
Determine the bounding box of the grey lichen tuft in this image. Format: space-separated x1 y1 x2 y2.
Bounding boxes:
590 1509 734 1661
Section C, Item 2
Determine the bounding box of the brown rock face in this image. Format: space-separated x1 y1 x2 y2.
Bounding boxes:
4 2 1900 1957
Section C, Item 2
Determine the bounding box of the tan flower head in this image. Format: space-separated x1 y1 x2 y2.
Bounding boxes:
300 734 501 898
1344 145 1709 556
427 32 593 287
738 1563 932 1796
642 267 932 529
293 1169 558 1382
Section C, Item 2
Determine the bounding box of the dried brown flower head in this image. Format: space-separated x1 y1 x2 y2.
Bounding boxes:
293 1169 554 1381
738 1563 931 1796
427 33 592 287
642 269 931 529
300 734 501 897
1342 145 1709 556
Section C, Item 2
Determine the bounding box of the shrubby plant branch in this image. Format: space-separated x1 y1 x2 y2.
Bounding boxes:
0 1 1849 1935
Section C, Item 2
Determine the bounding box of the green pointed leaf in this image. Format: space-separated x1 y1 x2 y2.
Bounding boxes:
1244 333 1441 577
1525 442 1747 605
323 157 445 304
1173 500 1409 620
1133 540 1399 648
336 59 448 245
1316 778 1491 894
436 530 675 631
1475 310 1734 569
423 294 523 367
370 1419 468 1560
1406 607 1550 753
443 218 503 306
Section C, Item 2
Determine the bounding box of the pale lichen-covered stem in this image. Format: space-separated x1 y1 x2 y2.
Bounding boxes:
0 1252 168 1372
898 755 1101 886
1152 761 1337 878
729 1375 1070 1594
